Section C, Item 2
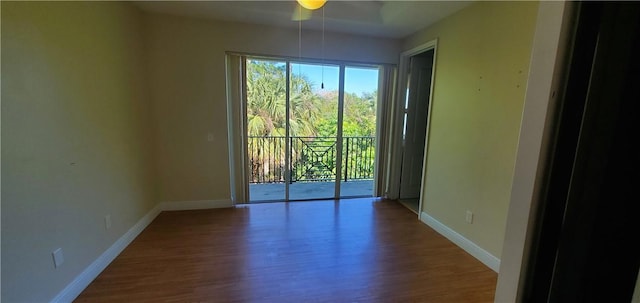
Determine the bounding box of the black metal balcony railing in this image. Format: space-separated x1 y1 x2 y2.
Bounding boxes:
248 136 375 184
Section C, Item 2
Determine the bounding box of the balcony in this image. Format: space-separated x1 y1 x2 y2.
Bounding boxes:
248 136 375 201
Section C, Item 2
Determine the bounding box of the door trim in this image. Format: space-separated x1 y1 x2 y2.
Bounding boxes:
388 39 438 217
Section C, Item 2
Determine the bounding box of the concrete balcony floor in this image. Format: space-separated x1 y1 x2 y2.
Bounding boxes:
249 180 374 202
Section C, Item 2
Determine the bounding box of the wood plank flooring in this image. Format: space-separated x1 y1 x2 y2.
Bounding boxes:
75 198 497 302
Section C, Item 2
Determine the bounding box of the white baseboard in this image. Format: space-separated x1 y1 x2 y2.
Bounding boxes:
50 199 233 302
419 211 501 272
160 199 233 211
50 204 162 303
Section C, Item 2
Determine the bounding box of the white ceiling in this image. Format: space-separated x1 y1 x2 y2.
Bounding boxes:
133 1 474 39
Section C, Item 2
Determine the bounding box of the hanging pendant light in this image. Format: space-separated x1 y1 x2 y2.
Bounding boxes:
296 0 326 10
295 0 327 89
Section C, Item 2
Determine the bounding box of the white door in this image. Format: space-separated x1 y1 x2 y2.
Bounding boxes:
399 51 434 199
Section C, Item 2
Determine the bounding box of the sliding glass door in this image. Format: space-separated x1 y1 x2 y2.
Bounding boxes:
245 57 379 202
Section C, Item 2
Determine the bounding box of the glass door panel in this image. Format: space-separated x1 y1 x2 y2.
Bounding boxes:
341 66 379 197
246 59 287 202
289 62 340 200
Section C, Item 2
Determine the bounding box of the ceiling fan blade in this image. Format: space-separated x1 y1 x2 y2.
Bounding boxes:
291 4 312 21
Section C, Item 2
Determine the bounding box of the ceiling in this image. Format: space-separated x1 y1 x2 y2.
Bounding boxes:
133 1 474 39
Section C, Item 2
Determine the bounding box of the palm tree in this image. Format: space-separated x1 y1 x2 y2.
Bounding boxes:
246 60 321 137
246 61 287 136
246 60 323 183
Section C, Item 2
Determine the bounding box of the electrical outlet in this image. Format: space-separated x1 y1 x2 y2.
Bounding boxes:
105 214 111 230
52 248 64 268
207 133 215 142
465 210 474 224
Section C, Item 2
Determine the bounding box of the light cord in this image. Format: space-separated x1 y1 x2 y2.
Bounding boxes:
321 6 325 89
298 5 302 90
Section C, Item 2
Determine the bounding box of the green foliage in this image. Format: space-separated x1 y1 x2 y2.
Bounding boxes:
246 60 286 136
246 60 322 137
246 59 377 183
247 60 377 138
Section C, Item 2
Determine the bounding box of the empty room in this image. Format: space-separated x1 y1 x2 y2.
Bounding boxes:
3 1 639 302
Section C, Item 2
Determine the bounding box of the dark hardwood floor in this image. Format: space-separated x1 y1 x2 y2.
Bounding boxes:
75 198 497 302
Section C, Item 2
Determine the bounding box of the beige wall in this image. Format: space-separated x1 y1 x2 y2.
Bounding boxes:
145 13 401 202
403 1 539 258
1 2 156 302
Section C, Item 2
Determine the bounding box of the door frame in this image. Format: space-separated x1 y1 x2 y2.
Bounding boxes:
228 53 390 203
387 39 438 216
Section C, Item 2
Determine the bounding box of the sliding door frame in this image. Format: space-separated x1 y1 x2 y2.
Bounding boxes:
285 61 292 201
334 65 346 198
227 51 395 203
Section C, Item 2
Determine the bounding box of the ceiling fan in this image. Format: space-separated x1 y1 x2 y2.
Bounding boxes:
291 0 326 21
